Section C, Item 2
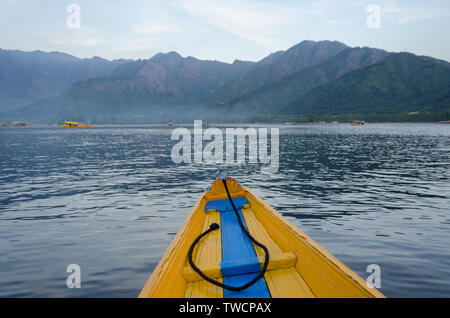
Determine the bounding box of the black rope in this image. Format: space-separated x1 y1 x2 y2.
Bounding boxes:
187 178 270 291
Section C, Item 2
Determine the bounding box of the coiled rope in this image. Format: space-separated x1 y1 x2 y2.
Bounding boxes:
188 178 270 291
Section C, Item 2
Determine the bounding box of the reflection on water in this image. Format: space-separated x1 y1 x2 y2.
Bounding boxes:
0 123 449 297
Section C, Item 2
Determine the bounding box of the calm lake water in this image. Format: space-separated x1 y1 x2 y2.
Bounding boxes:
0 123 449 297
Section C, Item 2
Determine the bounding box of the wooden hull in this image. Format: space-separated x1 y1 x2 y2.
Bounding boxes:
139 178 384 298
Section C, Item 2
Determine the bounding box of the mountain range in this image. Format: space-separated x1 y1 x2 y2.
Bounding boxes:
283 53 450 115
0 49 130 112
1 40 449 122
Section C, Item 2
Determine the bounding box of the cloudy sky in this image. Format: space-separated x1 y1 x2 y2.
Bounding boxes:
1 0 449 63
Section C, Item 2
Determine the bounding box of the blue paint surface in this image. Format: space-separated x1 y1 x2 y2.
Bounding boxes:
220 256 261 277
206 197 270 298
205 197 249 213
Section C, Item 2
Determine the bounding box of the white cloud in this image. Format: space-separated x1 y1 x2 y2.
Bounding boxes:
381 1 449 24
134 23 183 35
110 45 150 53
171 0 376 49
47 37 98 47
173 0 288 49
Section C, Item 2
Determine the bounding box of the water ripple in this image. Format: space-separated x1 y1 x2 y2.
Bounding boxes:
0 123 449 297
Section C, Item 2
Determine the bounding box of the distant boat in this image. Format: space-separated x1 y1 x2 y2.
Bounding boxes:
284 122 297 125
60 121 91 128
12 121 30 127
351 120 365 126
203 122 210 127
438 121 450 124
167 122 175 126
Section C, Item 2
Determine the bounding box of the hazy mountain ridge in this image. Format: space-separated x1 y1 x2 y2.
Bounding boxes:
202 40 349 105
17 40 350 119
1 40 450 122
14 51 257 119
219 47 390 115
64 51 256 105
282 53 450 115
0 49 131 111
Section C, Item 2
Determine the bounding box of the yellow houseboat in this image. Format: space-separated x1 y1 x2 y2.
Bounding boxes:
139 176 385 298
60 121 91 128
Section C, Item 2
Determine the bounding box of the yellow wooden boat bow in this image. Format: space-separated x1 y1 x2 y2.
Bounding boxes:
139 177 385 298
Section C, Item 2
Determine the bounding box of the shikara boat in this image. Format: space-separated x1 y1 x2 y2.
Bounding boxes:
351 120 365 126
12 121 30 127
139 176 384 298
60 121 91 128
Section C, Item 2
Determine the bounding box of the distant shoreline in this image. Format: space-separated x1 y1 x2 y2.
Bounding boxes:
2 121 449 127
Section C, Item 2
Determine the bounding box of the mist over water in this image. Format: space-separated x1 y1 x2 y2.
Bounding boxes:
0 123 449 297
